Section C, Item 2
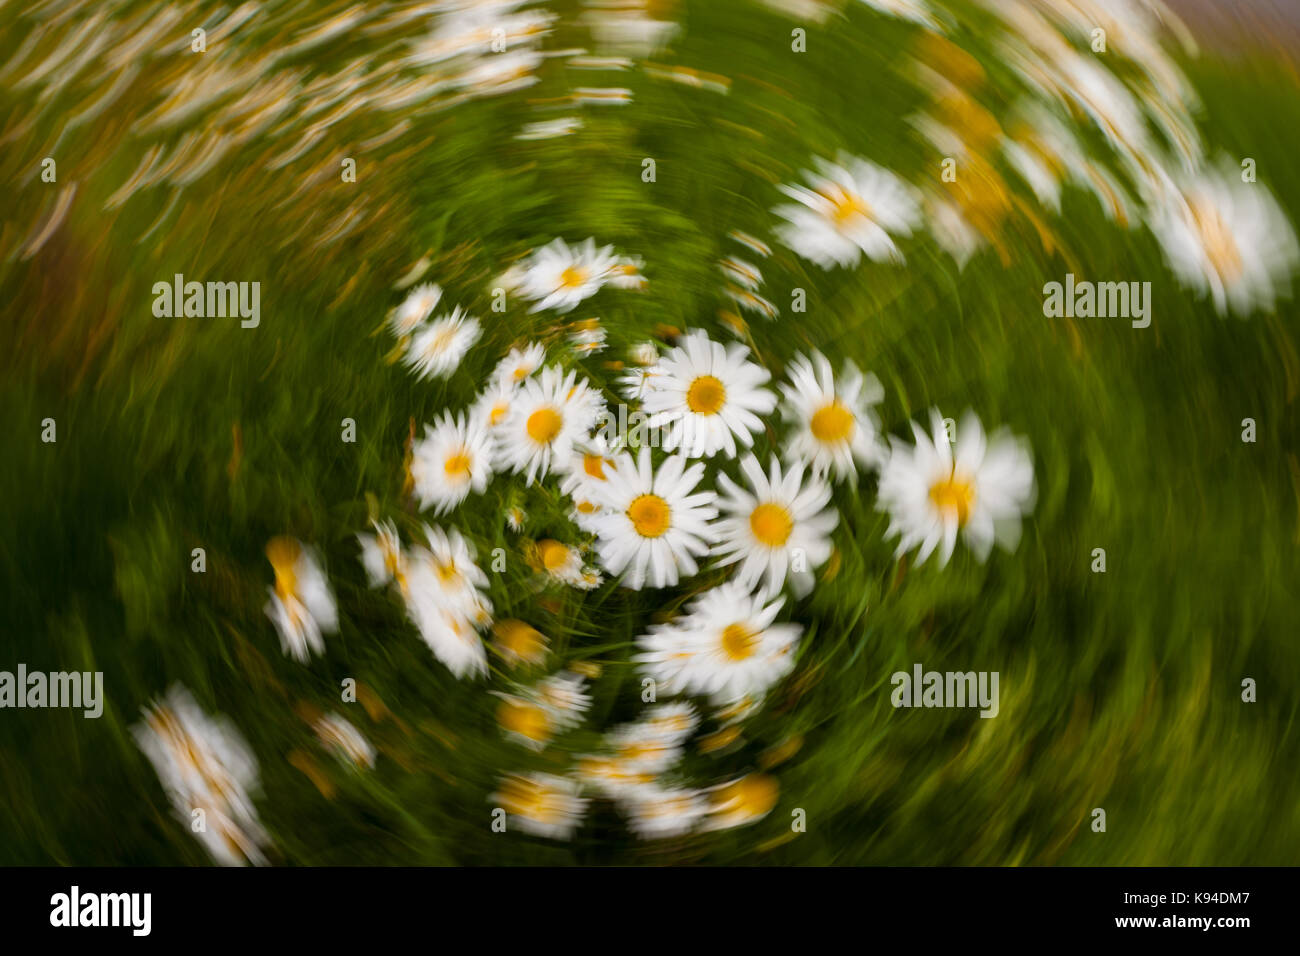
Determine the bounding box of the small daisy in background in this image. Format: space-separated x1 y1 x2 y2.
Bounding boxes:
263 536 338 662
491 772 589 840
133 684 271 866
635 581 801 703
388 282 441 337
519 237 620 313
402 305 482 380
495 671 590 751
357 518 405 589
313 713 377 770
591 447 718 589
410 411 495 514
877 409 1035 567
780 351 885 484
1148 160 1299 316
535 538 603 590
399 525 492 678
713 456 838 598
569 318 607 355
497 365 605 483
774 153 921 269
492 618 550 668
624 786 710 840
642 329 776 459
492 342 546 389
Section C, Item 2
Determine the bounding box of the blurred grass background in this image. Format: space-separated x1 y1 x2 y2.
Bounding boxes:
1 0 1297 864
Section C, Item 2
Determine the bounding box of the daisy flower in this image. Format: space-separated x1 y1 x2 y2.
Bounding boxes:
636 581 800 704
357 518 404 588
574 754 658 799
388 282 441 337
569 319 607 355
313 713 376 770
496 670 589 751
876 410 1036 567
560 433 621 532
535 538 603 590
624 786 710 840
774 153 921 269
492 618 549 668
470 381 516 434
492 342 546 389
713 456 838 598
132 684 271 866
629 340 659 366
263 536 338 662
702 773 779 830
519 237 621 313
1148 162 1299 316
641 329 776 459
779 351 885 483
590 446 718 590
402 306 482 380
607 254 647 290
497 365 605 483
605 722 685 776
640 702 700 745
410 411 495 515
491 772 589 840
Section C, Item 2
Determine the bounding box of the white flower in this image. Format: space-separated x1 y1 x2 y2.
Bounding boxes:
389 282 441 336
635 581 800 704
410 411 495 515
624 786 710 840
133 685 271 866
496 365 605 483
713 456 838 599
491 772 589 840
1148 162 1299 316
560 433 621 532
640 702 700 745
605 722 684 776
519 237 621 313
855 0 940 29
492 342 546 389
718 256 764 290
569 321 607 354
314 713 376 769
641 329 776 458
516 116 582 140
263 537 338 662
877 410 1035 567
591 447 717 590
496 671 591 750
774 153 921 269
398 527 492 678
402 306 481 380
357 519 404 588
779 351 884 483
724 287 779 320
470 381 516 435
536 538 603 590
629 340 659 366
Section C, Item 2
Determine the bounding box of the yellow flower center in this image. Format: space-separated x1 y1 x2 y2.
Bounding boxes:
538 539 571 572
713 773 779 819
749 502 793 547
583 453 608 479
498 700 550 742
266 536 301 601
559 265 588 289
444 449 472 478
627 494 671 538
928 473 975 527
494 619 546 662
686 375 727 415
810 401 855 443
822 186 871 225
526 407 563 445
490 401 509 426
720 623 758 661
1191 199 1243 281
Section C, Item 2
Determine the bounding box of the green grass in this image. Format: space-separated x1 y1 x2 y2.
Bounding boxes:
1 0 1297 865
